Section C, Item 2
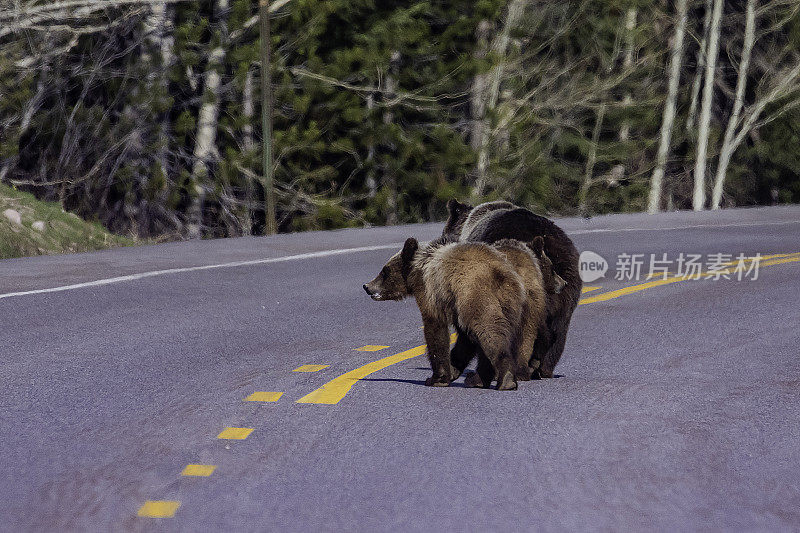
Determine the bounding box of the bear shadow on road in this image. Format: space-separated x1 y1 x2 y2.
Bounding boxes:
360 377 470 388
412 366 565 379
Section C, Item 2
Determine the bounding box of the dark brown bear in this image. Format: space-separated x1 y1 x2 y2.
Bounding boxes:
363 237 556 390
443 200 582 379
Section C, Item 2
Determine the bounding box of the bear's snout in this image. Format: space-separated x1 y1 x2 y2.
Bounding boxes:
363 279 384 300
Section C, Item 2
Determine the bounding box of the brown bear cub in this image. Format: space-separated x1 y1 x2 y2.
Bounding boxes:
363 236 560 390
464 237 566 388
443 200 582 379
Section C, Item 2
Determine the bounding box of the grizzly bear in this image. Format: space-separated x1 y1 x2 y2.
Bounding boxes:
462 237 566 389
441 199 516 240
363 236 557 390
443 200 582 379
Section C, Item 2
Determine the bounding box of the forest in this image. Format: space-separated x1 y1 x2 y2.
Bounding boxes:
1 0 799 239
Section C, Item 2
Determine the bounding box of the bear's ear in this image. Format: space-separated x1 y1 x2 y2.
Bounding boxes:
401 238 419 280
401 237 418 264
446 199 460 217
530 236 545 255
447 199 471 217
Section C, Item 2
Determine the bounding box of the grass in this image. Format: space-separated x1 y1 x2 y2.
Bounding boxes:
0 183 136 260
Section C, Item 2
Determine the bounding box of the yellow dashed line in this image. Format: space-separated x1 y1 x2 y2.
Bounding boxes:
137 500 180 518
244 391 283 402
293 364 329 372
136 250 800 519
181 464 217 477
217 427 253 440
297 333 457 405
355 345 390 352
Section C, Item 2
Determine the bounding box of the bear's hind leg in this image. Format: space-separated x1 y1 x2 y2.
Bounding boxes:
535 314 573 379
463 314 518 391
464 352 494 388
530 321 553 378
422 316 454 386
513 307 538 382
477 339 517 391
449 325 476 380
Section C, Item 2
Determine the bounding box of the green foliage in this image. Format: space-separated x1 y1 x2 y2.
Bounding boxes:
2 0 798 243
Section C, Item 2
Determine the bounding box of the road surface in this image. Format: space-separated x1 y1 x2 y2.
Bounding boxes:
1 206 799 531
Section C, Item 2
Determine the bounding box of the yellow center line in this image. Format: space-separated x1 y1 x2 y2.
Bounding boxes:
581 286 601 293
217 427 254 440
355 345 390 352
181 464 217 477
296 333 457 405
244 391 283 402
137 500 180 518
293 364 329 372
298 252 800 405
580 252 800 304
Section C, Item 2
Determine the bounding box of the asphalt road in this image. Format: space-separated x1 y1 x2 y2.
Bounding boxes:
1 206 799 532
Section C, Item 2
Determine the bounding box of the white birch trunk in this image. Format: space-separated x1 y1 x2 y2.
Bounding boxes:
383 51 400 225
686 0 713 133
711 0 756 210
185 0 229 238
186 46 225 238
579 103 606 213
469 20 491 154
243 70 255 152
692 0 724 211
145 2 175 193
619 7 637 142
241 69 255 235
473 0 528 198
648 0 688 214
365 93 377 198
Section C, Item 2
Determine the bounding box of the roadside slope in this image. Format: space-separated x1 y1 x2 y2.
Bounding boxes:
0 183 133 259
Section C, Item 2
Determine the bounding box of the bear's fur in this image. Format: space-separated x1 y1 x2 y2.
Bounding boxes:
442 199 519 240
363 236 555 390
443 201 581 378
459 237 565 389
441 200 474 237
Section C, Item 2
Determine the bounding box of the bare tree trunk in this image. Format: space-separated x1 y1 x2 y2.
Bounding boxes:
143 2 170 179
648 0 688 214
186 0 229 239
619 7 637 143
579 103 606 213
692 0 724 211
469 20 491 197
148 2 182 235
473 0 528 198
711 0 756 210
365 93 377 198
383 51 400 225
686 0 713 133
186 47 225 238
241 69 255 235
259 0 277 235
